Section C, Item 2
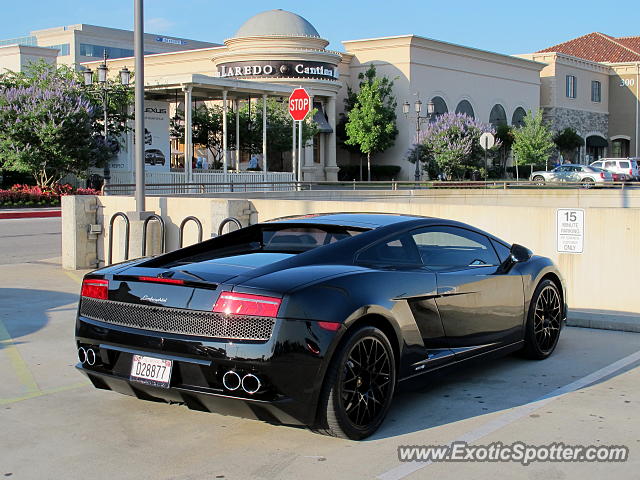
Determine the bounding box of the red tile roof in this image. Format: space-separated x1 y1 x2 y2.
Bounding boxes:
537 32 640 63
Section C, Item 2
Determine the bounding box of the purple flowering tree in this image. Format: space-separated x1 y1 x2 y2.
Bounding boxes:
418 112 499 179
0 62 128 187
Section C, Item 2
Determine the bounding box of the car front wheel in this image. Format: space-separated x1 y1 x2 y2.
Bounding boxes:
521 279 562 359
314 325 396 440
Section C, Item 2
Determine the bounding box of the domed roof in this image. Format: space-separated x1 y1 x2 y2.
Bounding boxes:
234 10 320 38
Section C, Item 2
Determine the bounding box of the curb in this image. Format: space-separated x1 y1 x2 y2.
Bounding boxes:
567 313 640 334
0 209 61 220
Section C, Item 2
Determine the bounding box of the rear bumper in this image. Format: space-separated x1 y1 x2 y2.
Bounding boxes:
76 365 305 425
75 315 339 426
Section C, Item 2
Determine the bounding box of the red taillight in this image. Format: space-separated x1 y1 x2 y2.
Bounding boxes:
81 279 108 300
137 276 185 285
630 169 633 176
600 172 605 179
213 292 281 317
318 321 341 331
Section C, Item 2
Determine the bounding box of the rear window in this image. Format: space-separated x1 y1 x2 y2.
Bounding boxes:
262 227 362 251
583 166 598 172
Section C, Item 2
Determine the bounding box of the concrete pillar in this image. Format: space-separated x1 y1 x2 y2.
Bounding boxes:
183 86 193 183
62 195 98 270
262 94 267 182
222 90 228 183
324 95 339 181
235 99 240 171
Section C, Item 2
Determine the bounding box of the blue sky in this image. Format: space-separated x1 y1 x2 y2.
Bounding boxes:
3 0 639 54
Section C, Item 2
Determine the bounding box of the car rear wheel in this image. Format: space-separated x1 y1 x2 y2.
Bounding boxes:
521 279 562 359
314 325 396 440
532 175 545 185
581 178 595 189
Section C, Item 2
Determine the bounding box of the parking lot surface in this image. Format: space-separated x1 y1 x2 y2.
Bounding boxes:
1 218 638 479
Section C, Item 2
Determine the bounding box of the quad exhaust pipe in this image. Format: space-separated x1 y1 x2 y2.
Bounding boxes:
78 347 98 366
222 370 262 395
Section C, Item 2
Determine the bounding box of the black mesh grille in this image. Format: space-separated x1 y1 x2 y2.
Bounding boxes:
79 297 274 341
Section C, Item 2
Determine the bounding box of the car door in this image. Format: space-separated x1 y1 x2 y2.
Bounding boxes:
550 166 567 182
410 226 524 360
355 233 454 370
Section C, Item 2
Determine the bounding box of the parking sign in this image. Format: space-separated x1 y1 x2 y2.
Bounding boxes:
557 209 585 253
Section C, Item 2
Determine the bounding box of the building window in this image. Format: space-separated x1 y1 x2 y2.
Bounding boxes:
313 134 321 164
44 43 70 56
79 43 157 59
489 104 507 127
455 100 475 119
611 138 630 157
591 80 601 102
566 75 577 99
511 107 527 127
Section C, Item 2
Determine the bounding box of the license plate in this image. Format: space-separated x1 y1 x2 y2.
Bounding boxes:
130 355 172 388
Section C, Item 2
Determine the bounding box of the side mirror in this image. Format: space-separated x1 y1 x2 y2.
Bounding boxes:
510 244 532 263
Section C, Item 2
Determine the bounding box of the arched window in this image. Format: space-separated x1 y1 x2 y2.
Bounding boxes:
430 96 448 122
489 104 507 127
511 107 527 127
611 138 630 157
455 100 475 119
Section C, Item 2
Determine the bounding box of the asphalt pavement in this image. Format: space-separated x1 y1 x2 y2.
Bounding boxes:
0 218 638 479
0 217 61 265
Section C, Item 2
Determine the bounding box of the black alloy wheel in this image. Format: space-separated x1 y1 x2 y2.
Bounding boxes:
314 326 396 439
522 279 562 359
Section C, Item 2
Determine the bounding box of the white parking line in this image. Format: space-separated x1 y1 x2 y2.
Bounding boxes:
377 349 640 480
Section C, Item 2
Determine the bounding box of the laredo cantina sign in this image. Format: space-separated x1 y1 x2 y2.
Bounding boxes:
217 61 339 80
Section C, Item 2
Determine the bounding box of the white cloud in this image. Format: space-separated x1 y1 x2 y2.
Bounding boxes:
145 17 174 33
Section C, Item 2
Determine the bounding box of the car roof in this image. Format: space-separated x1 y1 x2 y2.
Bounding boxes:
265 212 430 228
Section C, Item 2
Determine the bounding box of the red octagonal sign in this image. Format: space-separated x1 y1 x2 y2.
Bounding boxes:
289 88 311 121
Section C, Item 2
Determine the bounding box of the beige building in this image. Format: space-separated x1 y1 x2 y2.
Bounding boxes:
83 10 547 181
521 32 640 161
0 23 216 72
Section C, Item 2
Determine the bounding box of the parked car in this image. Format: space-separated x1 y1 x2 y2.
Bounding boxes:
145 149 166 166
590 158 639 181
530 164 613 187
75 213 566 439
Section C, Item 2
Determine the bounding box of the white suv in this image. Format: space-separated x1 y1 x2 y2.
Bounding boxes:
590 158 639 181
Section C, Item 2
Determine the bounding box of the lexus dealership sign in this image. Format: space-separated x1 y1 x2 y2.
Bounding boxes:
217 60 339 80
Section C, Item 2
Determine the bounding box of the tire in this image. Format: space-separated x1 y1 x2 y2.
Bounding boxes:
314 325 396 440
532 175 545 185
581 178 595 189
521 279 562 360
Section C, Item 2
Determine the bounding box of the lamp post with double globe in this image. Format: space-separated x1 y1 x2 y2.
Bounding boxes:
83 50 131 189
403 99 435 182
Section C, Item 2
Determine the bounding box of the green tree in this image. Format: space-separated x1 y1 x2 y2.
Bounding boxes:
553 127 584 163
512 110 555 179
0 61 131 187
344 65 398 181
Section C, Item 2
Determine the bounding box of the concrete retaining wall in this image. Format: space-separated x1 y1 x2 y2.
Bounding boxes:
62 189 640 319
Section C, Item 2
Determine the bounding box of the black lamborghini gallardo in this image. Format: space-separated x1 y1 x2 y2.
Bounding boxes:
75 213 566 439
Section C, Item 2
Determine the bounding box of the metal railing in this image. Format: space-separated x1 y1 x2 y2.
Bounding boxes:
217 217 242 236
107 212 130 265
179 216 203 248
142 214 166 256
103 179 637 196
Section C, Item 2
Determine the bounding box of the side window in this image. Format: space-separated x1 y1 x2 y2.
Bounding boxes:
620 161 629 169
357 233 422 266
605 161 615 169
412 226 500 270
490 239 511 263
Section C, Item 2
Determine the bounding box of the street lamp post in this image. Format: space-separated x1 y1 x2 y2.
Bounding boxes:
403 99 435 182
83 50 131 190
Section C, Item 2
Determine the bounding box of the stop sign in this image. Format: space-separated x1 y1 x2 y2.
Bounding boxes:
289 88 311 121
